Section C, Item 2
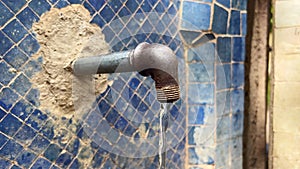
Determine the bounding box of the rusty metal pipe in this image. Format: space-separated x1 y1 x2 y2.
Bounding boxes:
72 42 180 103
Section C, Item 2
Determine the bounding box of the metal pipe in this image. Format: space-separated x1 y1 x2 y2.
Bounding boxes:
72 42 180 103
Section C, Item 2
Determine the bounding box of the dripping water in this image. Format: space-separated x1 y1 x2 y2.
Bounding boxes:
159 103 170 169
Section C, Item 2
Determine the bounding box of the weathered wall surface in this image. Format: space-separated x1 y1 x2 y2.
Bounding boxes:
271 0 300 168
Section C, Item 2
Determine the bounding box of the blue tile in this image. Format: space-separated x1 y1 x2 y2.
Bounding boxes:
0 140 23 160
0 132 9 148
126 0 139 13
40 119 55 139
188 84 214 105
56 152 73 168
86 110 101 129
232 0 247 10
0 31 14 56
188 106 210 125
29 0 51 16
14 124 37 145
10 73 32 96
48 0 59 4
100 5 115 23
155 1 165 13
4 47 29 69
3 19 27 43
0 2 14 27
83 1 96 15
25 88 40 106
187 43 215 62
231 111 243 136
188 147 200 165
11 99 34 120
216 115 230 141
124 124 136 136
0 113 22 137
21 59 42 78
0 61 16 85
3 0 26 13
179 30 201 45
16 150 37 168
216 64 231 90
181 2 211 30
216 91 231 116
229 10 241 35
217 0 230 8
88 0 105 11
17 7 39 29
233 37 245 62
189 62 214 82
55 0 70 8
215 141 229 168
212 4 228 34
242 13 247 35
217 37 231 62
115 116 128 131
26 109 47 130
19 35 40 56
44 144 62 162
29 134 50 153
108 0 123 13
105 108 119 125
232 63 244 88
102 25 115 43
66 138 80 155
0 158 11 168
188 126 196 145
31 158 51 169
130 94 142 108
91 14 106 28
231 89 244 113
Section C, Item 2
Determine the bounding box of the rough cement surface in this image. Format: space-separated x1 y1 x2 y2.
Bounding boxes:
31 5 111 119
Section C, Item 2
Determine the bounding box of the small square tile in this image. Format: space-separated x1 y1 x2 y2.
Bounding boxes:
212 4 228 34
17 7 39 29
11 165 22 169
55 0 70 8
188 83 214 105
0 61 16 85
14 124 37 145
88 0 104 11
66 138 80 156
29 134 50 154
232 0 247 10
40 119 55 140
232 63 244 88
0 140 23 160
217 37 231 62
100 5 115 23
69 158 81 168
0 2 14 27
2 0 26 13
3 19 28 43
216 91 231 116
231 89 244 114
233 37 245 62
69 0 84 4
4 46 29 69
216 115 230 141
25 88 40 106
0 31 14 56
26 109 47 130
16 149 37 168
189 62 214 82
19 35 40 56
229 10 241 35
44 144 62 162
216 64 231 90
29 0 51 16
83 1 96 15
215 141 230 168
31 158 51 169
11 99 34 120
0 113 22 137
10 73 32 96
181 2 211 30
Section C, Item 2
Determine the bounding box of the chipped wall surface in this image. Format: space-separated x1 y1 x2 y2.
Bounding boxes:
272 0 300 168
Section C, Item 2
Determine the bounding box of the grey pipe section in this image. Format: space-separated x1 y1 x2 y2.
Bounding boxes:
72 42 180 103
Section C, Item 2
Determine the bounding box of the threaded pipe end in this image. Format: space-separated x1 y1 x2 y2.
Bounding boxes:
156 85 180 103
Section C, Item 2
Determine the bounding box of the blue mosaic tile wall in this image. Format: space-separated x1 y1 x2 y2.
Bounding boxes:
0 0 247 168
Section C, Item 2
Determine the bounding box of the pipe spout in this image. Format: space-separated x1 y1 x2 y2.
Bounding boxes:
72 42 180 103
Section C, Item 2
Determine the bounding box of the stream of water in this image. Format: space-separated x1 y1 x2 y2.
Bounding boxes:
159 103 170 169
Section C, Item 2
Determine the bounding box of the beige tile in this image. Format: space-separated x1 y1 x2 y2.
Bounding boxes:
275 0 300 27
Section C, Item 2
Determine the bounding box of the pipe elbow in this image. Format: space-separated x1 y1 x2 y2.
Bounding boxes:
131 42 180 103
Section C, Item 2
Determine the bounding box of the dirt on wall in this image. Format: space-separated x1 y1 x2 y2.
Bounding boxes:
31 5 111 119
